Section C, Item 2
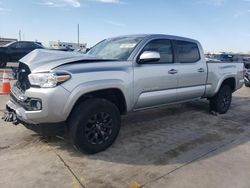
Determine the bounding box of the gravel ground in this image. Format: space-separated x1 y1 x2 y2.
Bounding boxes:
0 87 250 188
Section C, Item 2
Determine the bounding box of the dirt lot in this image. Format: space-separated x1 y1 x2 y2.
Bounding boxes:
0 87 250 188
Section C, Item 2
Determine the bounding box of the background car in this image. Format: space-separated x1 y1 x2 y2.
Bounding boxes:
50 46 74 52
0 41 45 68
218 53 238 62
245 69 250 87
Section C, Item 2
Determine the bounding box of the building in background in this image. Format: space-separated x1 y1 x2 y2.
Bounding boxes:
49 41 87 51
0 37 18 46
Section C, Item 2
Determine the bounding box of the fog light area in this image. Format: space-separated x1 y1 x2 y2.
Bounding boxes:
30 100 42 111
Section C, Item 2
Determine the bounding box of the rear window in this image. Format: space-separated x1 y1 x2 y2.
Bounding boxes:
175 41 200 63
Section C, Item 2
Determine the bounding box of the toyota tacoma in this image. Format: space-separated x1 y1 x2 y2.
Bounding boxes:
3 34 245 153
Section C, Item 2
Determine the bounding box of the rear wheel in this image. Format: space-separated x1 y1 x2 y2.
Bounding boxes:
245 83 250 87
69 98 121 154
209 85 232 114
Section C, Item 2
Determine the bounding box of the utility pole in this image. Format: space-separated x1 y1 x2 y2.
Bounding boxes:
19 29 22 41
77 24 80 48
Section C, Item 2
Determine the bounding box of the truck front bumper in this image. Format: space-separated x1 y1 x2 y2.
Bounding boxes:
3 85 70 135
4 102 66 135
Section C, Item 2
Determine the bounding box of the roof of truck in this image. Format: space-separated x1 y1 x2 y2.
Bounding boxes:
107 34 199 43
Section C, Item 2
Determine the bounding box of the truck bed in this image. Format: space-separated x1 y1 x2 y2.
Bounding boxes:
205 60 244 98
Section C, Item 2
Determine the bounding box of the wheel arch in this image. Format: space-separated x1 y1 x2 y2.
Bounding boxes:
214 76 236 96
71 88 127 114
64 82 128 124
220 77 236 91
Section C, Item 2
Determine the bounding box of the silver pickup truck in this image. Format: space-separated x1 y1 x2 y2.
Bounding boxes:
3 34 244 153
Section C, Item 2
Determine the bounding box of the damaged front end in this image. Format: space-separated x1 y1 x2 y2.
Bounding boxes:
2 108 19 125
2 50 76 135
2 101 66 136
2 62 31 125
2 62 66 136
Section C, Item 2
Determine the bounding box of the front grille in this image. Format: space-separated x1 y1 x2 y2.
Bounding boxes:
15 62 31 92
10 93 29 110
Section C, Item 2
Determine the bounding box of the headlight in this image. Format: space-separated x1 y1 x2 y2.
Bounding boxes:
28 72 71 88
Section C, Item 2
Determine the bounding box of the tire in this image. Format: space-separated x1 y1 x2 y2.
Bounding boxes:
245 83 250 87
209 85 232 114
69 98 121 154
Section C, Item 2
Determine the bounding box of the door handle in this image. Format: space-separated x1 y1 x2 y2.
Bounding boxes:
168 69 178 74
198 68 205 73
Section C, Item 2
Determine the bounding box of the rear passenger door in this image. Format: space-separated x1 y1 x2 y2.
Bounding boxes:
174 40 207 101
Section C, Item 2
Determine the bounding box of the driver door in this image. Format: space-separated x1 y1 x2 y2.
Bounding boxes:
133 39 178 110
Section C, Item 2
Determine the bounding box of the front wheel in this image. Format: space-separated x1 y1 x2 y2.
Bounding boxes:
209 85 232 114
69 98 121 154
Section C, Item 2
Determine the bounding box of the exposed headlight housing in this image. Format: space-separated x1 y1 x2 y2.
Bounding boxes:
28 72 71 88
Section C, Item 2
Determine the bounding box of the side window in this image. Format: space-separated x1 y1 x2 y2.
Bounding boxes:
141 39 173 63
12 42 28 49
11 42 22 49
175 41 200 63
22 42 34 49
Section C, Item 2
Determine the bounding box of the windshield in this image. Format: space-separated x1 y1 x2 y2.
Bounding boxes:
87 36 144 61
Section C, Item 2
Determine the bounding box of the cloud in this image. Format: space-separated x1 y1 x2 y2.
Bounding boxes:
37 0 125 8
90 0 125 4
63 0 80 7
0 1 11 13
196 0 226 6
0 7 11 14
39 0 81 8
233 11 244 18
209 0 225 6
105 20 125 27
233 8 250 18
95 0 121 3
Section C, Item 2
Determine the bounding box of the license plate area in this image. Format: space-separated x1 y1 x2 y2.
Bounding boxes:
2 105 19 125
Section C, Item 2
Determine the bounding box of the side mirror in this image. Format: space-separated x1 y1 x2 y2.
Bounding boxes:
138 51 160 63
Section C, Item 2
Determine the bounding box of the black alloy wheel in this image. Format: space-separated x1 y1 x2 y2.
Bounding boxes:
69 98 121 154
210 85 232 114
85 112 114 145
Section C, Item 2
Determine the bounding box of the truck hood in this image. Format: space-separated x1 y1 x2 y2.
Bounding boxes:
20 49 108 72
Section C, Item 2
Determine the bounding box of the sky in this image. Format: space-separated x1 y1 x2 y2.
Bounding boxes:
0 0 250 53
